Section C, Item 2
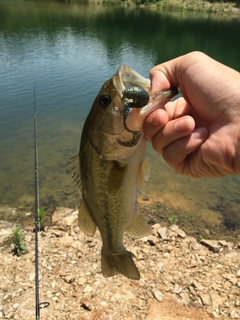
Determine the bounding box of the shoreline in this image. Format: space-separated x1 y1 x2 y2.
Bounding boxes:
1 207 240 319
90 0 240 16
142 0 239 15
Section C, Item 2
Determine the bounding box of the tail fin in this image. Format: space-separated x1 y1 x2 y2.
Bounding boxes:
101 249 140 280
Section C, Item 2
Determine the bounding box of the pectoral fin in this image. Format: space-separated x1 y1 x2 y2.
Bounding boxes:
126 212 151 239
78 197 96 236
137 159 150 196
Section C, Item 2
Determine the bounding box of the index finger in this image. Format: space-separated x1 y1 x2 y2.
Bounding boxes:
149 55 182 94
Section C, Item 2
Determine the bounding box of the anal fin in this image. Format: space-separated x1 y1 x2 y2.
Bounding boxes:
78 197 96 236
126 212 151 239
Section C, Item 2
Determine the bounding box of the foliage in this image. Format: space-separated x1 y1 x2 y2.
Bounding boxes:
168 216 178 224
208 0 239 3
133 0 142 5
37 207 46 231
11 226 28 257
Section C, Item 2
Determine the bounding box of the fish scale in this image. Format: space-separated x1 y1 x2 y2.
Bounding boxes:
71 64 177 280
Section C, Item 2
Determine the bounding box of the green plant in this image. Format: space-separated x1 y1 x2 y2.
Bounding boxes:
168 216 178 225
134 0 141 5
11 226 28 256
37 207 46 231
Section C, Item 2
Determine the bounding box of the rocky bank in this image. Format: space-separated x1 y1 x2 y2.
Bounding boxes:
0 207 240 320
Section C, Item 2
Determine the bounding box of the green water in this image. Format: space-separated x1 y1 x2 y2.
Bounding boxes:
0 1 240 238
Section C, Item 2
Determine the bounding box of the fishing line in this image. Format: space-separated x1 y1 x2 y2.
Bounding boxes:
33 79 50 319
69 102 116 189
76 89 141 158
77 102 116 158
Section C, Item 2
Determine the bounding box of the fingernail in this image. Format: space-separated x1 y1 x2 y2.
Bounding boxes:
150 80 164 95
175 118 191 132
192 127 208 139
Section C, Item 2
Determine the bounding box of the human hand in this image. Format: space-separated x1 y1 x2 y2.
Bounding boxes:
143 51 240 178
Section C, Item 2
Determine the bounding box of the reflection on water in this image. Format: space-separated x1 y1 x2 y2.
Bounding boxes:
0 1 240 238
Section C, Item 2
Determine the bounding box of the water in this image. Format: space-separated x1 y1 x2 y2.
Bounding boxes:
0 1 240 238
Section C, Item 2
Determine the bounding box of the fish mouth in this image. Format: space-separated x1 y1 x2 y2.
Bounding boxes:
114 65 150 147
114 64 178 133
114 64 151 92
125 87 178 132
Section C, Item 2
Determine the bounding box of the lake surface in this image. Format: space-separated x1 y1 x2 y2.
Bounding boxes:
0 0 240 238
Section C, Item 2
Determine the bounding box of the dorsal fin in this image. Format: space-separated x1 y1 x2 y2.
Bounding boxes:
69 154 82 190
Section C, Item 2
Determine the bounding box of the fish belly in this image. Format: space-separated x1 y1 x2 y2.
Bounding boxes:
79 138 150 279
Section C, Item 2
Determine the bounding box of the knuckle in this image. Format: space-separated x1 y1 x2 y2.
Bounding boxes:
162 138 188 166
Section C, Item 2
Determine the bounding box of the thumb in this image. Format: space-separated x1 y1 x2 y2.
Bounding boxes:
149 56 182 95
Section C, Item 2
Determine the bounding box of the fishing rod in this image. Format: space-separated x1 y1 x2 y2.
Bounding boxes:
33 80 50 319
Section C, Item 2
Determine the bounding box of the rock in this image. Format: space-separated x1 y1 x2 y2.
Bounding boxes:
199 293 211 306
63 212 78 226
114 286 136 301
24 234 32 242
51 229 65 237
210 292 225 309
0 225 12 244
168 224 179 232
229 308 237 318
218 240 228 247
189 241 202 251
59 235 74 247
151 223 161 230
140 236 149 242
158 263 164 273
80 297 93 311
179 291 192 305
235 300 240 308
152 288 164 302
64 275 75 284
52 207 76 226
83 284 93 293
0 206 239 320
191 281 205 292
78 277 87 285
172 284 182 294
157 227 168 240
200 239 220 253
176 228 186 238
148 235 159 246
28 272 35 281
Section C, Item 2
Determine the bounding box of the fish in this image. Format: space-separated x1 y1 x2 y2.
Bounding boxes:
70 65 178 280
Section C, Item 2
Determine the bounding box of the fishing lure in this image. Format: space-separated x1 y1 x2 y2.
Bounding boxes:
122 87 150 109
119 87 150 147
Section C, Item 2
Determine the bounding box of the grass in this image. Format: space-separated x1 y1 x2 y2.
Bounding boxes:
37 207 46 231
11 225 28 257
168 216 178 225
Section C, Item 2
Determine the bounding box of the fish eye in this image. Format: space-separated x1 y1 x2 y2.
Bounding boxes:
99 94 111 106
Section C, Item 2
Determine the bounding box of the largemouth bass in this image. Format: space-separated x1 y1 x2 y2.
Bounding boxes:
71 65 177 280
